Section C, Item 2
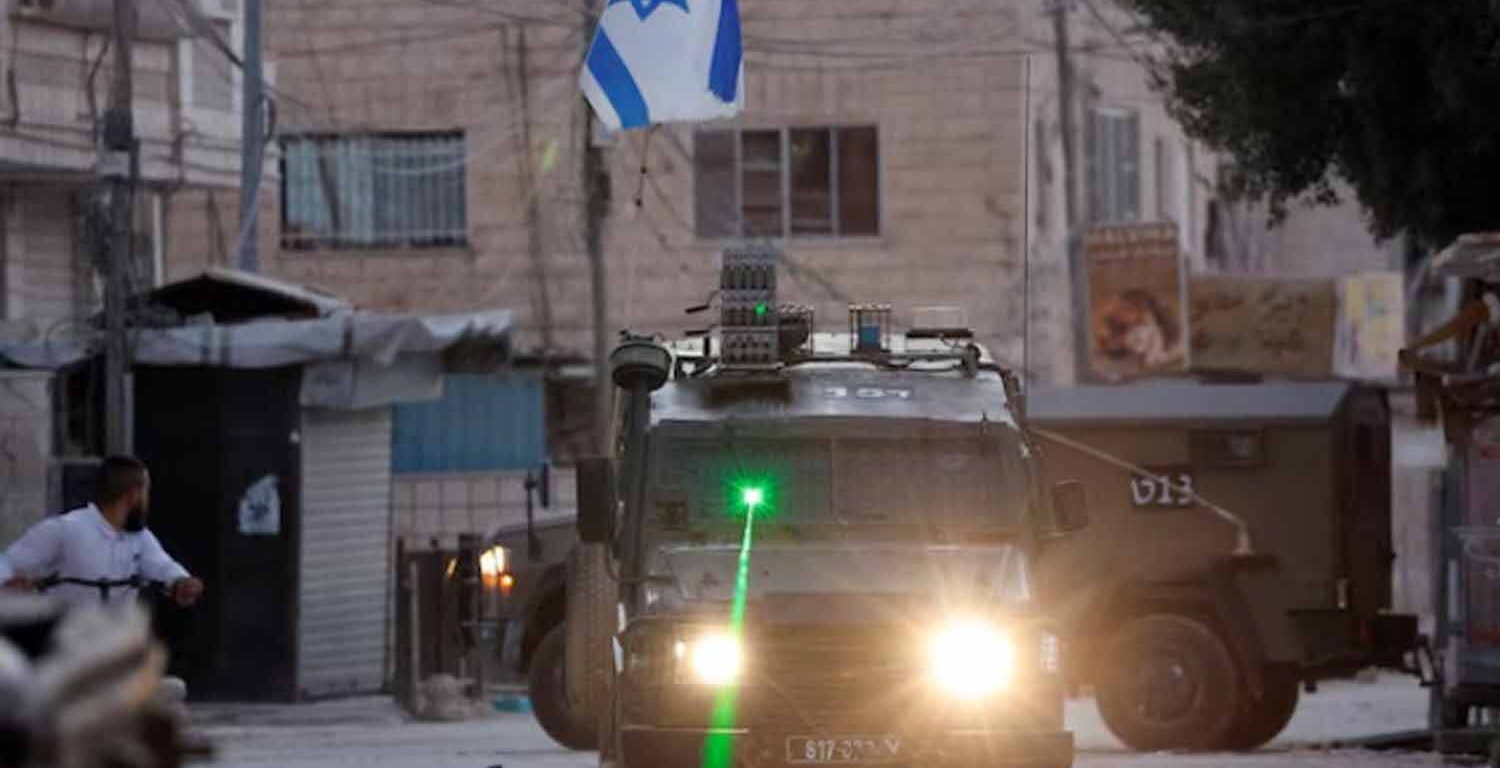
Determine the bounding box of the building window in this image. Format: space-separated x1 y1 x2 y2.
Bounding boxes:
1086 108 1140 224
694 127 880 239
280 132 467 250
188 20 235 113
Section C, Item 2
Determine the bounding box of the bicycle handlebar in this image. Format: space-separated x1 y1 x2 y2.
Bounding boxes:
34 575 173 601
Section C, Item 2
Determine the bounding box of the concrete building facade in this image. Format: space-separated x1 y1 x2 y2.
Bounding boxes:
158 0 1037 547
0 0 241 531
159 0 1421 565
165 0 1033 359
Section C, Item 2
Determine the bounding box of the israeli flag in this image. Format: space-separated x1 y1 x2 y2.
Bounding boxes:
580 0 744 131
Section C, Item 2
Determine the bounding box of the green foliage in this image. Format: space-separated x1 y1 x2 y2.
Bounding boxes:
1120 0 1500 249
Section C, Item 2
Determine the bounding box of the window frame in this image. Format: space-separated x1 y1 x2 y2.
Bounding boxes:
1086 107 1141 225
278 130 470 252
694 125 882 241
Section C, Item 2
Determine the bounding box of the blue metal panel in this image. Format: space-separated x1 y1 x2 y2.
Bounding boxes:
392 374 545 473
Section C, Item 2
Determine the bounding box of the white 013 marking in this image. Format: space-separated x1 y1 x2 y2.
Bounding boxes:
1130 473 1195 507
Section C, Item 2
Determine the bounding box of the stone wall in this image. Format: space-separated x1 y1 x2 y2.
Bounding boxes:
164 0 1033 364
0 371 52 547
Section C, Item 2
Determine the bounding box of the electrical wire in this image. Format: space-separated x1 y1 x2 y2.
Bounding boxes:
273 25 507 59
150 0 337 132
1079 0 1158 72
405 0 582 28
274 24 584 153
276 80 581 204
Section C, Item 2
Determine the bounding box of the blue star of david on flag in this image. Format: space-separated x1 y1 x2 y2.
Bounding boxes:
582 0 743 130
609 0 689 20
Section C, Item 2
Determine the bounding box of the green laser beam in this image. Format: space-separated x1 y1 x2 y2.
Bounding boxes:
703 505 757 768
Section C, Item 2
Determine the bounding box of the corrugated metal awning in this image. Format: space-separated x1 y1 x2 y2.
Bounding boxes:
0 310 512 372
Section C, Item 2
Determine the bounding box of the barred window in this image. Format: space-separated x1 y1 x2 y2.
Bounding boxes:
694 126 880 239
1086 108 1140 225
280 132 467 250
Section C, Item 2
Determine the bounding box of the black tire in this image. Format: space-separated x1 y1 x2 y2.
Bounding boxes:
1095 613 1243 753
565 544 616 734
598 683 624 768
1220 666 1300 751
530 626 596 750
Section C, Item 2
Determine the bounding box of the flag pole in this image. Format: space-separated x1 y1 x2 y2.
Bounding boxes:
582 2 612 455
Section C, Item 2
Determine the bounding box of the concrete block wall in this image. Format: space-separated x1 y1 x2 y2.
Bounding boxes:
1 18 239 188
601 2 1030 363
393 466 578 551
0 372 52 548
2 187 88 326
164 0 1034 367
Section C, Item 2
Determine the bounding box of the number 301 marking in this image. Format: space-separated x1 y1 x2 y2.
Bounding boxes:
825 387 911 400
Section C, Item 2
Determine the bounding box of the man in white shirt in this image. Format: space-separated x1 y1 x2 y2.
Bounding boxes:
0 456 204 608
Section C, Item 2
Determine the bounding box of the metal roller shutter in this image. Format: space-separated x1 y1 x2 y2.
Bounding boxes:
297 407 393 698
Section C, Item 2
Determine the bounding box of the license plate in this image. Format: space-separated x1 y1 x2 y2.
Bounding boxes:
786 736 902 764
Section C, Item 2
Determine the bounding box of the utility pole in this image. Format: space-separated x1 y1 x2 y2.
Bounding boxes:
237 0 263 271
581 4 611 455
102 0 137 455
1051 0 1091 382
517 28 556 354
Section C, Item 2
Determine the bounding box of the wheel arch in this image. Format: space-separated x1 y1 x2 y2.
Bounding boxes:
1069 558 1302 701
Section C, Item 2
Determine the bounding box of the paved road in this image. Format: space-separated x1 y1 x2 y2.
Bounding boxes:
195 677 1439 768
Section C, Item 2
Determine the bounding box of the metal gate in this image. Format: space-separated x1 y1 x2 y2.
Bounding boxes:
296 407 393 698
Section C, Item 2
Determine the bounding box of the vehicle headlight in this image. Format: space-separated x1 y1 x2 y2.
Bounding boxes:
930 620 1016 699
479 545 508 578
674 630 743 686
479 545 512 593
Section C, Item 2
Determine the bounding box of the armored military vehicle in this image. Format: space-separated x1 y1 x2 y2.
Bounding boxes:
506 249 1084 768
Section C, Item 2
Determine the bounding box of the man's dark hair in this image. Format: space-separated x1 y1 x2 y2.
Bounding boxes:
97 455 148 504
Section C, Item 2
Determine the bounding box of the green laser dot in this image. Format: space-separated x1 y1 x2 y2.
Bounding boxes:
741 486 765 510
754 303 768 318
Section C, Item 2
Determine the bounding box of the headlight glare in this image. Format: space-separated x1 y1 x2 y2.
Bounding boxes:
931 620 1015 699
675 631 743 686
479 545 508 578
479 545 510 592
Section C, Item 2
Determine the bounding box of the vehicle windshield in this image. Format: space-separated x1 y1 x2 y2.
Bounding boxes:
640 419 1032 544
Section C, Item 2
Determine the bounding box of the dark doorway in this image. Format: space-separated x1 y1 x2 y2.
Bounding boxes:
134 366 302 701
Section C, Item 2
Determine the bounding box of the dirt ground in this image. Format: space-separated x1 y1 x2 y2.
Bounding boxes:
194 675 1441 768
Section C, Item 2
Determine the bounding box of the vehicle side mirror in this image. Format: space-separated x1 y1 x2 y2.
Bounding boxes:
1051 480 1088 534
576 457 616 544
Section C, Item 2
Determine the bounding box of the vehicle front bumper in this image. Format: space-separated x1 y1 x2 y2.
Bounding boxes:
620 726 1075 768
